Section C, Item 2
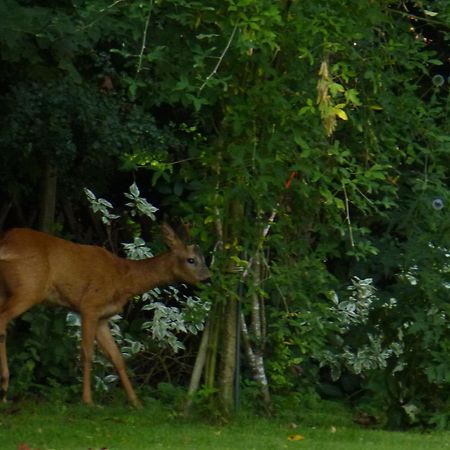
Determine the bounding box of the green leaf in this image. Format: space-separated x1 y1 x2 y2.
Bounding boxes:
335 108 348 121
329 83 345 97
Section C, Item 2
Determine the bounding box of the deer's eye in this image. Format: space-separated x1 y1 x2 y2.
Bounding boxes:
187 258 196 265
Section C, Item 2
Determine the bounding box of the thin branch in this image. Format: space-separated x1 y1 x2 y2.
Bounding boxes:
183 319 210 416
79 0 126 30
342 182 355 247
98 0 126 15
242 207 278 280
170 156 199 165
261 208 278 241
136 0 154 76
198 24 238 94
260 254 289 313
354 186 374 205
387 7 450 30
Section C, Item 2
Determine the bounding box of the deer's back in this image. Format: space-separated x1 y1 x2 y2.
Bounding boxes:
0 228 127 312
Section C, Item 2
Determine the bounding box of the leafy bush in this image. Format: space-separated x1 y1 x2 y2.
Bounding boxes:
80 184 210 391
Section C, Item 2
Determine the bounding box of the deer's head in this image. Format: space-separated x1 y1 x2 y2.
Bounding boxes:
162 223 211 285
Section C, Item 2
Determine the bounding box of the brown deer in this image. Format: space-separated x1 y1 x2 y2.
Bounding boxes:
0 224 211 407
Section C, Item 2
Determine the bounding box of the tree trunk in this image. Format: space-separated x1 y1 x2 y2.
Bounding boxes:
183 319 210 416
218 297 237 416
38 161 57 233
204 302 222 390
241 313 272 412
0 201 12 229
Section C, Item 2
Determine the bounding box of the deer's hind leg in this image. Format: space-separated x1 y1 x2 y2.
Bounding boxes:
0 316 7 402
0 293 42 401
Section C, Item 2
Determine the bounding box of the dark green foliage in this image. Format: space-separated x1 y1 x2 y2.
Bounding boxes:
7 306 80 401
0 79 173 194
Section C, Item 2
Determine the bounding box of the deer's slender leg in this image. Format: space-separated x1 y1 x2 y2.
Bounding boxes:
0 295 39 401
0 325 8 402
80 313 99 405
95 319 141 408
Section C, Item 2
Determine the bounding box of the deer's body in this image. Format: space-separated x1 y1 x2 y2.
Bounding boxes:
0 225 210 407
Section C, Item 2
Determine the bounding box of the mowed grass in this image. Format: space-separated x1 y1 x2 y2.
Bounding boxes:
1 399 449 450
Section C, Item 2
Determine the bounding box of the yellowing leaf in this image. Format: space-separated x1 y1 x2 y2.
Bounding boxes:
288 434 305 441
335 108 348 121
370 105 383 110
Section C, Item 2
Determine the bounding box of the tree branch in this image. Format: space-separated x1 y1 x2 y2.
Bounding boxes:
136 0 154 76
198 24 238 94
342 181 355 247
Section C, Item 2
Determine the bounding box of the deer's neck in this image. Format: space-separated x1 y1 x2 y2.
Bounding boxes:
123 252 176 297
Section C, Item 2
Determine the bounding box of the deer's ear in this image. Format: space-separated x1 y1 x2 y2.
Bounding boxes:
179 222 191 242
162 223 184 249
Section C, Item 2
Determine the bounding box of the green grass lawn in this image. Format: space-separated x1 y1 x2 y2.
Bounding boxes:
1 399 449 450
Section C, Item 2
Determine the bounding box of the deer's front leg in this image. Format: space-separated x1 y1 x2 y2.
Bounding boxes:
81 313 98 405
96 319 141 408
